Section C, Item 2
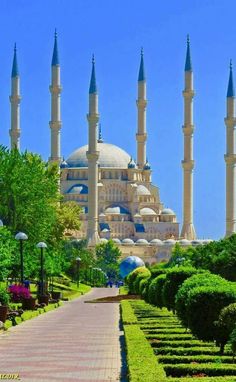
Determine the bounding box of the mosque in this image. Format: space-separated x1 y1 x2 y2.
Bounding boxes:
8 34 236 263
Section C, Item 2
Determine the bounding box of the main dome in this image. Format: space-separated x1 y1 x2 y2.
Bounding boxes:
66 142 131 169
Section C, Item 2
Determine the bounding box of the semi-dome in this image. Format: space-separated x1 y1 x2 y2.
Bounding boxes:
163 239 176 246
105 205 130 215
191 240 203 246
161 208 175 215
137 185 151 196
112 238 121 244
140 207 157 215
150 239 164 246
178 239 191 246
135 239 149 245
66 142 131 168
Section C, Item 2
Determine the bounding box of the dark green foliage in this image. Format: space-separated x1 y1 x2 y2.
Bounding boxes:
139 277 150 298
126 266 150 294
186 284 236 342
154 347 223 355
158 354 234 364
175 272 226 328
214 303 236 353
229 327 236 360
162 266 197 312
0 286 10 305
96 240 122 281
164 363 236 377
148 274 167 307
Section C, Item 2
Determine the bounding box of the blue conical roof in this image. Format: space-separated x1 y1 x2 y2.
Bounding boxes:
138 48 145 81
89 55 97 94
185 35 192 72
11 44 19 78
227 60 235 98
52 30 59 66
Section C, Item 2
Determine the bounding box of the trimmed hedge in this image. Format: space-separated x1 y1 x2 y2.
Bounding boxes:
164 363 236 377
158 354 234 364
150 340 213 348
154 347 224 356
148 274 167 307
126 267 151 294
120 300 138 325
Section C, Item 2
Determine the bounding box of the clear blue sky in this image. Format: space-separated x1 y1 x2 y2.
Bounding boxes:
0 0 235 239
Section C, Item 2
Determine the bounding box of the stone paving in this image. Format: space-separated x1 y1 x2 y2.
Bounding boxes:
0 288 126 382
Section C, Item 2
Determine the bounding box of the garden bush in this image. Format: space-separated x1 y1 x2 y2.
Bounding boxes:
0 286 10 305
126 266 150 294
162 266 198 312
176 272 228 328
186 284 236 343
164 363 236 377
214 302 236 354
158 354 233 364
139 277 150 298
148 274 167 307
133 269 151 294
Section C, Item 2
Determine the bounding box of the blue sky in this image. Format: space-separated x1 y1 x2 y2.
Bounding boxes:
0 0 235 239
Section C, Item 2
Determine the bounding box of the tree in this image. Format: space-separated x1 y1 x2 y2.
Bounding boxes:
214 303 236 354
0 226 17 281
64 239 95 282
95 240 121 281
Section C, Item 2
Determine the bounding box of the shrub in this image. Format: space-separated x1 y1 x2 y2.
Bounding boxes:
164 363 236 378
214 303 236 354
126 266 150 294
120 300 138 325
162 266 197 312
133 269 151 294
229 327 236 360
8 284 31 301
0 286 10 306
186 284 236 342
139 277 150 298
176 273 227 328
148 274 167 307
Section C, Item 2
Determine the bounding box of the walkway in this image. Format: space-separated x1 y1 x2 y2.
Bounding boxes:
0 288 125 382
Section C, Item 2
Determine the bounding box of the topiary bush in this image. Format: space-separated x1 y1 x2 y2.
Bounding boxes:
139 277 150 298
133 269 151 294
214 302 236 354
148 274 167 307
175 272 226 328
126 266 150 294
186 283 236 342
162 266 198 312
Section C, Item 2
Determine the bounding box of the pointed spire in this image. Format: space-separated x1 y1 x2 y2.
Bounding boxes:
185 35 192 72
227 59 235 98
98 123 103 142
89 54 97 94
11 43 19 78
51 29 59 66
138 47 145 81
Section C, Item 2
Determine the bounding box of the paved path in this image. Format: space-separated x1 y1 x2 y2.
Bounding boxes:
0 288 126 382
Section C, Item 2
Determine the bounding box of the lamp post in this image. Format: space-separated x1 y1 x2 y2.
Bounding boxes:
76 257 81 288
36 242 47 296
15 232 28 284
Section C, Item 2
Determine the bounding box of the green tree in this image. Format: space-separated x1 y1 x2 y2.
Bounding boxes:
95 240 121 281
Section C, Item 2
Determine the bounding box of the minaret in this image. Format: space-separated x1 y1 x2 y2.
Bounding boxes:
49 30 62 164
225 60 236 237
9 44 21 150
181 36 196 240
86 56 100 246
136 48 147 169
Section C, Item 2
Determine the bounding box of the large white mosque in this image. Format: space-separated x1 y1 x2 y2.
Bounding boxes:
8 33 236 262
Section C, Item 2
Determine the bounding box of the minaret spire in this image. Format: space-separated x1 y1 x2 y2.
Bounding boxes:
136 48 147 169
86 55 100 246
9 43 21 150
49 30 62 164
181 36 196 240
225 60 236 236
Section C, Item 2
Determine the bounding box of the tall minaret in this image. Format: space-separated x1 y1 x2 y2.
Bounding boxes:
181 36 196 240
49 30 62 164
136 48 147 169
86 56 100 247
9 44 21 150
225 60 236 237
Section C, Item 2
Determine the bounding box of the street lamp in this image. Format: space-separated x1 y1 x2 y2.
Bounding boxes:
15 232 28 284
76 257 81 288
36 242 47 296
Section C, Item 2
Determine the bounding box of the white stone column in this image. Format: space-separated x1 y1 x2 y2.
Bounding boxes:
225 62 236 236
136 50 147 169
9 45 21 150
86 58 100 246
49 32 62 164
181 38 196 240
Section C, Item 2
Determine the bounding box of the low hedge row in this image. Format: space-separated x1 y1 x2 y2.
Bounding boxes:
151 340 211 348
146 333 194 340
158 354 234 364
120 300 138 325
154 347 224 356
164 363 236 377
170 378 236 382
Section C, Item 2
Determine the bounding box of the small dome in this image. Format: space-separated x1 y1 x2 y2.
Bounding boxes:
135 239 149 246
143 160 151 170
67 184 88 194
100 238 108 243
161 208 175 215
122 238 134 246
60 160 69 169
178 239 191 246
101 228 109 233
128 158 136 169
191 240 203 246
137 185 151 196
140 207 157 216
105 205 130 215
163 239 176 246
150 239 164 246
202 239 213 245
112 238 121 244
